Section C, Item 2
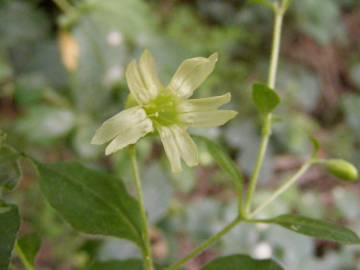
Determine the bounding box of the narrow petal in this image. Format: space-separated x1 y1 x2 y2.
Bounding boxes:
125 60 152 104
180 110 237 128
171 126 199 167
178 93 231 113
139 49 163 98
105 118 153 155
91 106 149 145
158 126 182 173
168 53 218 99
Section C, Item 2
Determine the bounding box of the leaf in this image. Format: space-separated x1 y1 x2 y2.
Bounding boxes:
201 254 284 270
252 83 280 115
89 259 143 270
36 161 144 247
199 136 244 190
0 202 21 270
0 146 22 191
16 234 41 268
309 135 320 156
263 214 360 245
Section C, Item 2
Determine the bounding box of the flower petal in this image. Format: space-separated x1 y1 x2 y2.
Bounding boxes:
125 60 152 104
180 110 237 128
158 126 182 173
139 49 163 98
168 53 218 99
105 118 153 155
91 106 150 145
171 126 199 167
178 93 231 113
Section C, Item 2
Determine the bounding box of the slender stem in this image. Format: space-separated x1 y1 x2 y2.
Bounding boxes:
129 145 154 270
268 8 284 89
166 217 242 270
244 115 271 214
15 243 35 270
250 160 313 218
244 5 285 215
52 0 73 13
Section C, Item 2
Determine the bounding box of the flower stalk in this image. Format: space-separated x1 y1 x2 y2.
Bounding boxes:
129 145 154 270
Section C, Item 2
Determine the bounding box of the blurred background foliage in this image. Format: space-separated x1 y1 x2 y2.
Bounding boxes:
0 0 360 269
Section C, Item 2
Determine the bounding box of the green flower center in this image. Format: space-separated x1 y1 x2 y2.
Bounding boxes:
144 91 180 126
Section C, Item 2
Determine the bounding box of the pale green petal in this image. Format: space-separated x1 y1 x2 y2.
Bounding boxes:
180 110 237 128
171 126 199 167
91 106 150 145
168 53 218 99
125 60 152 104
139 49 163 98
158 126 182 173
178 93 231 113
105 118 153 155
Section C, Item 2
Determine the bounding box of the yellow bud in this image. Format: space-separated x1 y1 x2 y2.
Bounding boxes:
325 159 358 182
59 31 79 72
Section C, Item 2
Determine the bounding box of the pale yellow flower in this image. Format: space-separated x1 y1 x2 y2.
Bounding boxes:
92 50 237 173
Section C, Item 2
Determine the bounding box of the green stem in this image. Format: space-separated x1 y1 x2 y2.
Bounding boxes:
166 217 242 270
250 160 313 218
52 0 73 13
15 243 35 270
244 4 285 215
129 145 154 270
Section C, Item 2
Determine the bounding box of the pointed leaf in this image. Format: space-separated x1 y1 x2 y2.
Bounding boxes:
309 135 320 157
201 254 283 270
17 234 41 268
199 137 244 191
252 83 280 115
89 259 143 270
262 214 360 245
0 202 20 270
36 161 144 247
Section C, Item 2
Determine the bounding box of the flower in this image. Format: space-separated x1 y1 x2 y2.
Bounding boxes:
91 50 237 173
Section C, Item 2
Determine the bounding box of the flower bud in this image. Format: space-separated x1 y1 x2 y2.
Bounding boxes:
324 159 358 182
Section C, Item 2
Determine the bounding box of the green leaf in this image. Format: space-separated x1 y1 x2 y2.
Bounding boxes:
263 214 360 244
0 202 21 270
16 234 41 268
89 259 143 270
201 254 284 270
309 135 320 156
199 136 244 190
36 161 144 247
252 83 280 115
0 146 22 191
